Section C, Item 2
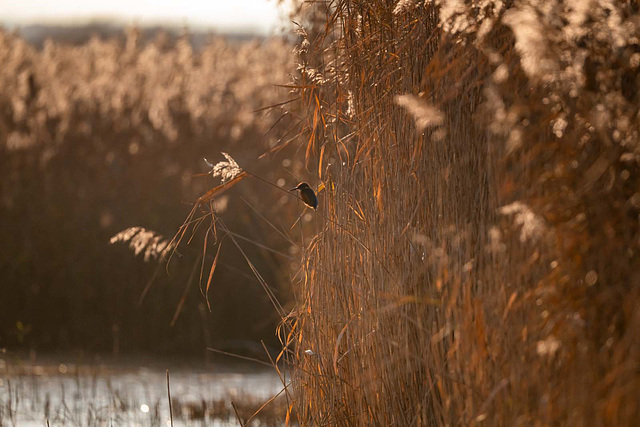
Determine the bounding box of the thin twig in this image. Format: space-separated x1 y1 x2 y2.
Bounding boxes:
261 340 294 403
166 369 174 427
245 384 290 425
170 254 201 327
206 347 273 367
231 401 245 426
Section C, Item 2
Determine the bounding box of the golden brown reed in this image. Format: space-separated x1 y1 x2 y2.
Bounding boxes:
282 0 640 425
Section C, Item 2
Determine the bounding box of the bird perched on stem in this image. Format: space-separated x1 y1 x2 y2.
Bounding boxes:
290 182 318 210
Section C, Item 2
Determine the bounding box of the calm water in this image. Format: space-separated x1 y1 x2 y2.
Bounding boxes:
0 357 285 426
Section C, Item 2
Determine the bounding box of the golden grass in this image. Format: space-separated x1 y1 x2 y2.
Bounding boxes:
281 0 640 424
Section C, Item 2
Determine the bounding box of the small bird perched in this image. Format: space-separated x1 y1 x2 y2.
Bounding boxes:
290 182 318 210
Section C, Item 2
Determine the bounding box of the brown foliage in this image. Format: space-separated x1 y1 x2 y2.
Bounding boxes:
283 0 640 424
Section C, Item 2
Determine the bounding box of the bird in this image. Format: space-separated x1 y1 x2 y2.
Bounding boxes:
290 182 318 210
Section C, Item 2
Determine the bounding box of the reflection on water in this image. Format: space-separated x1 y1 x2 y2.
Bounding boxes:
0 358 286 426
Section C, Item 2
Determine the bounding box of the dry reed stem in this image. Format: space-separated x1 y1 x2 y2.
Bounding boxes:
231 401 246 426
166 369 174 427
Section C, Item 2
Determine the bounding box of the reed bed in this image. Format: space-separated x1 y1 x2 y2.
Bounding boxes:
0 28 300 354
283 0 640 424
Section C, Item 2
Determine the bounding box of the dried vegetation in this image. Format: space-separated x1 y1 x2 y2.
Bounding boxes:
0 28 300 353
282 0 640 424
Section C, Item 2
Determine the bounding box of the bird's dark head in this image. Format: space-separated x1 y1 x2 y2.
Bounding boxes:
290 182 311 191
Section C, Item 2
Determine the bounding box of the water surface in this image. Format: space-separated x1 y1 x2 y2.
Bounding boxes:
0 357 285 426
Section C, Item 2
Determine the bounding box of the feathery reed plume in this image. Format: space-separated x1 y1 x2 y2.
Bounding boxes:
206 152 243 184
393 0 421 16
498 202 547 243
394 94 444 131
110 227 175 262
502 5 558 82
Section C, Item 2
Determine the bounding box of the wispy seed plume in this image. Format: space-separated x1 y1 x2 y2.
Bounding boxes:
206 152 243 184
394 94 444 131
110 227 174 262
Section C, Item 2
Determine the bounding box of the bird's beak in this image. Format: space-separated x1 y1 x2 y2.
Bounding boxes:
289 187 298 191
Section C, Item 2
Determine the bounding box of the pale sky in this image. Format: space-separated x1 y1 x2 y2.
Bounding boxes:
0 0 283 34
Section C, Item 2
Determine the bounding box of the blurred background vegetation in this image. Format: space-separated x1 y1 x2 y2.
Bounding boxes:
0 25 312 358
